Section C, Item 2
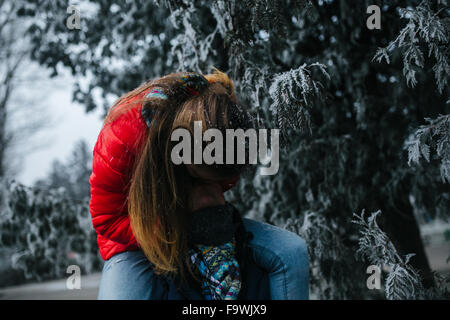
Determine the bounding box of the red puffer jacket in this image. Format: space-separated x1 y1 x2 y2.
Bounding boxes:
89 90 239 260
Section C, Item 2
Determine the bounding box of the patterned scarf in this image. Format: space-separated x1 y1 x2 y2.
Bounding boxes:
187 203 242 300
188 239 241 300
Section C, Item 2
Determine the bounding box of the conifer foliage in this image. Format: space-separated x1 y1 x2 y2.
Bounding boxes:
0 180 100 282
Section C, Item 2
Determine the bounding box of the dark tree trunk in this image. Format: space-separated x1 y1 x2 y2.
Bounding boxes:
380 180 434 288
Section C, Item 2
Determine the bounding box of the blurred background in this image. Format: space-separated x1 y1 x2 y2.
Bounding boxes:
0 0 448 299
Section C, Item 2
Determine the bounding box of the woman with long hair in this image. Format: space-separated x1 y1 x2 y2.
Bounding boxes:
90 69 309 300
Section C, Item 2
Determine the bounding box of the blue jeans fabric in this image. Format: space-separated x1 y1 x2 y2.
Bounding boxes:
98 218 309 300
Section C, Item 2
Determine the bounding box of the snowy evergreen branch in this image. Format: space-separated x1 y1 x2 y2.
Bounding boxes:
373 0 449 93
405 114 450 183
167 3 219 73
283 211 367 300
352 210 426 299
269 63 329 133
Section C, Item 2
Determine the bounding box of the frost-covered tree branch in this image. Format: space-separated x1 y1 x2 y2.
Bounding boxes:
269 63 329 133
373 0 449 93
352 210 449 299
406 114 450 183
284 211 367 300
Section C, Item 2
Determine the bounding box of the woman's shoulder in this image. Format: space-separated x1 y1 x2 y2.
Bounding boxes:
92 93 149 175
101 95 148 156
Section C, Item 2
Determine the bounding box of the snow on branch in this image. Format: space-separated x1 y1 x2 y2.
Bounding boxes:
405 114 450 183
268 63 329 133
352 210 425 299
373 0 449 93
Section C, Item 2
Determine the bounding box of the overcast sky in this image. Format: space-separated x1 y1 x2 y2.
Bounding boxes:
15 69 104 186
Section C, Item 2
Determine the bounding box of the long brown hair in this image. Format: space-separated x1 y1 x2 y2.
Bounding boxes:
104 69 247 278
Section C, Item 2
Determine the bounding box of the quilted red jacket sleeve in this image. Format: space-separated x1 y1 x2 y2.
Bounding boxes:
89 97 147 245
